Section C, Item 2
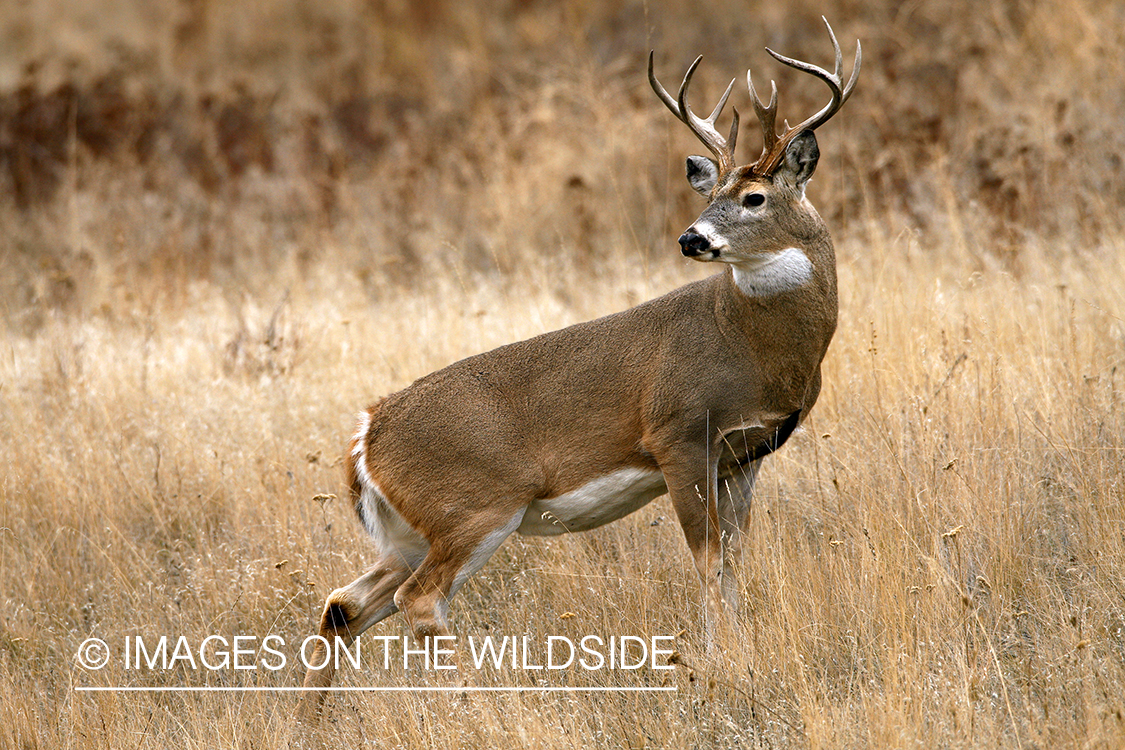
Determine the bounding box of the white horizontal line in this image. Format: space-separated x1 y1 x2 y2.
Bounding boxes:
75 686 677 693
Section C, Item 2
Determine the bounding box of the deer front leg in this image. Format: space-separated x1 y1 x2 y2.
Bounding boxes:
715 457 763 614
660 454 730 631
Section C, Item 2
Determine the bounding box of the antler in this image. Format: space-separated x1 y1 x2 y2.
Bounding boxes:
748 17 862 175
648 52 741 174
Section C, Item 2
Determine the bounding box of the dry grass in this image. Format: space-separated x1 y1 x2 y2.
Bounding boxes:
2 1 1125 747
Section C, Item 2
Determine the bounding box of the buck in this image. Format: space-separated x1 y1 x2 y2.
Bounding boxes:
301 18 860 708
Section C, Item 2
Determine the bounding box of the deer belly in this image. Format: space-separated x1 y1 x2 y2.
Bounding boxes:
518 467 668 536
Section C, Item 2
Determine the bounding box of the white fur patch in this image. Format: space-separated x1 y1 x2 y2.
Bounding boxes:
351 411 372 459
731 247 813 297
518 467 667 536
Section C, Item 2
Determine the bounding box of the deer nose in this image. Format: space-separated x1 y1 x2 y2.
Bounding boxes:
678 232 711 257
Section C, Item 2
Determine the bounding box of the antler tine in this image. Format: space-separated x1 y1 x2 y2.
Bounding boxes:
683 73 739 170
726 106 740 161
764 17 862 137
747 69 778 165
647 51 685 117
648 51 740 172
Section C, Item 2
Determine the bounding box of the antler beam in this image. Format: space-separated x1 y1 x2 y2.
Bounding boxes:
749 16 862 174
648 53 741 174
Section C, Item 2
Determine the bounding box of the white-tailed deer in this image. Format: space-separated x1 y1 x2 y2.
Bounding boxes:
301 18 859 709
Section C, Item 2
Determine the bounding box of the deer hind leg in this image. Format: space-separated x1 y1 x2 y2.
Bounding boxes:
299 557 412 716
393 508 526 645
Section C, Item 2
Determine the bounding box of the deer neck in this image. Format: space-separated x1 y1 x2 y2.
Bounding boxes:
708 239 836 418
717 233 838 354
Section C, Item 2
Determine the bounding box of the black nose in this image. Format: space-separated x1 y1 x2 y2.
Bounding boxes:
678 232 711 257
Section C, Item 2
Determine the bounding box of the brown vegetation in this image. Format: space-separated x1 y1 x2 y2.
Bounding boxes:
1 0 1123 747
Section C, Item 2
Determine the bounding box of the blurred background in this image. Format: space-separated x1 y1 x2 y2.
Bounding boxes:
3 4 1125 745
1 0 1122 332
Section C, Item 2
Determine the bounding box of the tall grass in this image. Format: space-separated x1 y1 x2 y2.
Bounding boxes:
2 0 1124 747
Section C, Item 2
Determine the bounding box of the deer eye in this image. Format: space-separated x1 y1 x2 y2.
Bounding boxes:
743 193 766 208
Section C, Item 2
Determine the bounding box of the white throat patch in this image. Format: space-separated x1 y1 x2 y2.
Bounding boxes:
732 247 813 297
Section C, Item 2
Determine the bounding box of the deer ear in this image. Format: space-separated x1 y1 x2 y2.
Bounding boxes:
685 155 718 196
778 131 819 192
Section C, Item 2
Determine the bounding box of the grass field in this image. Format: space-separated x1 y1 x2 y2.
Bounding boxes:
2 1 1124 747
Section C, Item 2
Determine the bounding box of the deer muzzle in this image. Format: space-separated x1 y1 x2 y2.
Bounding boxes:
678 232 712 258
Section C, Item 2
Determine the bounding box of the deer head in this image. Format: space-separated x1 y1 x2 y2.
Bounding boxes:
649 18 861 277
